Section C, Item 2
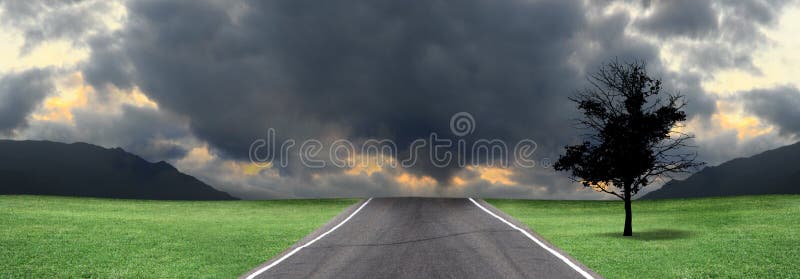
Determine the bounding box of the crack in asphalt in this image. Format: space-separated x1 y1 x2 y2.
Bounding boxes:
308 229 517 248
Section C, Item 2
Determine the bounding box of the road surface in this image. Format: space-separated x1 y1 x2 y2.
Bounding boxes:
242 198 599 279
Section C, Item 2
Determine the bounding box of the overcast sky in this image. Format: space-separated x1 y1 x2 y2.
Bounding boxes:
1 0 799 199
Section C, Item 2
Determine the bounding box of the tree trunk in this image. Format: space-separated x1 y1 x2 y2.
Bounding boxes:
623 182 633 236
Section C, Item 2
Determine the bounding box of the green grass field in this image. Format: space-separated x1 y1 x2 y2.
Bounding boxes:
489 195 800 278
2 195 798 278
0 195 356 278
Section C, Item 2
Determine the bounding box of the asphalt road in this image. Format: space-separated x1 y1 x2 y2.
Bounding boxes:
243 198 599 279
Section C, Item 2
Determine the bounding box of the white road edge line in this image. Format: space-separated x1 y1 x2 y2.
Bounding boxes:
245 197 374 279
468 198 595 279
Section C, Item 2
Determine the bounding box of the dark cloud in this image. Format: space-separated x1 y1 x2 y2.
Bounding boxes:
662 70 717 118
637 0 719 38
717 0 788 41
743 86 800 136
81 0 725 189
83 34 133 89
86 0 589 178
682 43 760 75
635 0 789 40
0 69 54 134
574 8 717 119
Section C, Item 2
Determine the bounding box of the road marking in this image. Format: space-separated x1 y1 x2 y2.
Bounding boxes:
245 198 374 279
468 198 595 279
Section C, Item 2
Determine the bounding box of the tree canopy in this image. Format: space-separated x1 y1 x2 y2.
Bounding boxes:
554 60 702 235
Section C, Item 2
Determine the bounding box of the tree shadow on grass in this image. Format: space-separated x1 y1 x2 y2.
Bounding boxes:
598 229 693 241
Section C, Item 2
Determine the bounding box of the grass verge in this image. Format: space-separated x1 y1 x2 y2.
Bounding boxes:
0 195 356 278
488 195 800 278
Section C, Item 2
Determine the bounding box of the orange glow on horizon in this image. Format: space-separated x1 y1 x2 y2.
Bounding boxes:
32 73 90 123
395 173 437 189
469 166 515 185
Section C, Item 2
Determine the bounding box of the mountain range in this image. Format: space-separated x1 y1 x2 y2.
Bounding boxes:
0 140 235 200
641 141 800 199
3 139 798 201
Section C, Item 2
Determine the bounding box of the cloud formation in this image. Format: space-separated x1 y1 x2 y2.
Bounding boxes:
1 0 799 198
82 0 721 180
0 69 53 134
635 0 794 74
0 0 121 53
742 86 800 136
637 0 719 39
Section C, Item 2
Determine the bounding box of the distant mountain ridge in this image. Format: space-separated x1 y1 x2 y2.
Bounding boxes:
0 140 236 200
640 141 800 199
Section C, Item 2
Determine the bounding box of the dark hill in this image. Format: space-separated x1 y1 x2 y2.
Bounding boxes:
0 140 236 200
640 141 800 199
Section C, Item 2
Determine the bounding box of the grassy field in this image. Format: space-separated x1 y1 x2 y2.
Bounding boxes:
3 195 797 278
0 195 356 278
489 195 800 278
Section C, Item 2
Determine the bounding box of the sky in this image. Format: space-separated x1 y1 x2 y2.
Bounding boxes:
1 0 799 199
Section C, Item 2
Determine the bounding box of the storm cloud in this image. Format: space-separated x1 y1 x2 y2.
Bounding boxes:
743 86 800 137
0 69 53 134
2 0 797 198
82 0 723 183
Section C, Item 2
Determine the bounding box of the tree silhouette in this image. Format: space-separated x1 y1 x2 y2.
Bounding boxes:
554 60 702 236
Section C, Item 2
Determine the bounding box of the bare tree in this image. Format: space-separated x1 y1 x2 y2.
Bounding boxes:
554 60 703 236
